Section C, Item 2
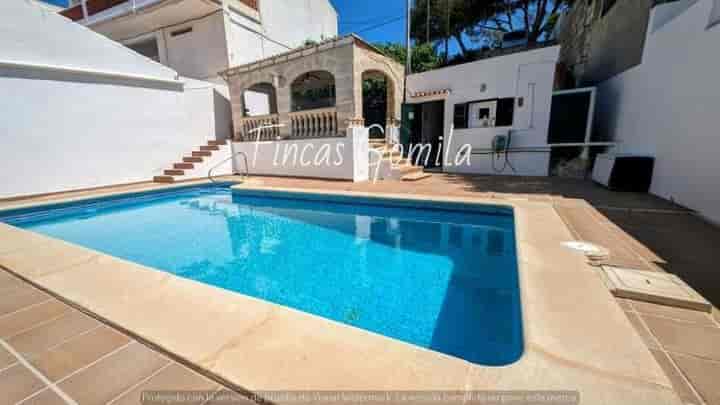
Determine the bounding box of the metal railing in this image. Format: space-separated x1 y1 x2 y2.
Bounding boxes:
209 124 285 183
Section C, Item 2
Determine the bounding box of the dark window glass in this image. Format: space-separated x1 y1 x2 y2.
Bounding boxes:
453 103 468 129
496 98 515 127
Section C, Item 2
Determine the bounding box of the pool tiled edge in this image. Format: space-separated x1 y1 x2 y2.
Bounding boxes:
0 184 682 404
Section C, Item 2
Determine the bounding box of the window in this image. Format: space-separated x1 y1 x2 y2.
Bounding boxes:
126 38 160 62
453 104 468 129
170 27 193 37
454 98 515 129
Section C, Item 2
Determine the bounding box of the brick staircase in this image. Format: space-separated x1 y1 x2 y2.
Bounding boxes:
369 140 431 181
153 140 230 183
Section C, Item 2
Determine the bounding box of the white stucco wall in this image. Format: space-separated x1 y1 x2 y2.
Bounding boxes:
0 0 228 198
162 12 230 80
406 46 560 176
596 0 720 224
224 0 338 67
231 128 369 181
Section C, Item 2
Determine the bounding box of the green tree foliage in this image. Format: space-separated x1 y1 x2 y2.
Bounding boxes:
411 0 575 57
373 42 441 73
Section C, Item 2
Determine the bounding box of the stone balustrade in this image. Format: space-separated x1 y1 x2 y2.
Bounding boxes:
289 107 339 139
236 114 280 142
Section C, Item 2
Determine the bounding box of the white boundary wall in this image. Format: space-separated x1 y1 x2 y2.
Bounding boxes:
596 0 720 224
0 1 229 198
231 128 369 182
406 46 560 176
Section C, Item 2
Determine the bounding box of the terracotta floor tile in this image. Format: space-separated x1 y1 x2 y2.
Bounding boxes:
648 349 702 405
30 325 131 382
670 353 720 405
7 309 99 356
0 364 46 405
58 342 170 405
0 299 70 339
110 363 219 405
17 388 67 405
643 314 720 361
624 311 660 350
0 344 16 370
632 301 717 326
0 285 50 316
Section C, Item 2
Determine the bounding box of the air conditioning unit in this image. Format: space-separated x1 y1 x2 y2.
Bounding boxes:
592 153 655 192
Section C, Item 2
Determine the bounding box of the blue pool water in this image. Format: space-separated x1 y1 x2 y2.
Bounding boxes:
1 185 523 365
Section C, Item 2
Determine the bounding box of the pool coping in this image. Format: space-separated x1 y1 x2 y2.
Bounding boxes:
0 182 682 404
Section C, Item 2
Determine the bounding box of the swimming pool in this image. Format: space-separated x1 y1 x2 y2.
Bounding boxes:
0 184 523 366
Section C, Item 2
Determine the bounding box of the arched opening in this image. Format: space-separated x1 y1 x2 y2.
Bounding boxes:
362 70 394 139
242 83 277 117
291 71 336 112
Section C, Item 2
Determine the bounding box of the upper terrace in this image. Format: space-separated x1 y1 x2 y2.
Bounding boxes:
60 0 258 32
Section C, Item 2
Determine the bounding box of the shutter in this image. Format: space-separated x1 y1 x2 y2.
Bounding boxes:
453 103 468 129
496 98 515 127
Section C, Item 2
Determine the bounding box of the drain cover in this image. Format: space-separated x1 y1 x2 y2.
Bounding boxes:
603 266 711 312
561 241 610 260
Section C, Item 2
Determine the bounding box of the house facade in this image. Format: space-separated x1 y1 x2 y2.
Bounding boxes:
405 45 561 177
60 0 338 84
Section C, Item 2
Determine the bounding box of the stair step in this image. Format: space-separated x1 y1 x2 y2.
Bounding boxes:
207 140 227 146
174 163 194 169
192 151 212 157
200 145 220 151
164 169 184 176
183 156 203 163
401 172 432 182
153 175 176 183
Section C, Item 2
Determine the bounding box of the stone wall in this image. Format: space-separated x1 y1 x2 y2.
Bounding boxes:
557 0 673 85
225 36 404 139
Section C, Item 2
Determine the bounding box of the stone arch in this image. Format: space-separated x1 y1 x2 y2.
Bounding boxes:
242 82 278 117
361 69 397 136
290 70 337 112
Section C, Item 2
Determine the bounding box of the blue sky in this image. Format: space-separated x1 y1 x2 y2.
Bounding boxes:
330 0 407 44
41 0 68 6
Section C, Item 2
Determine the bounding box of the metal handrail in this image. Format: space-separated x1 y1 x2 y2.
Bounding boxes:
208 151 249 184
207 124 285 183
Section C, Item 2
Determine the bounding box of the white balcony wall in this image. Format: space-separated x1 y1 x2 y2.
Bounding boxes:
0 1 227 198
596 0 720 224
231 127 369 181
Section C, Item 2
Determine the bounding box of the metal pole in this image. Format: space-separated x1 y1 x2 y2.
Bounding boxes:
406 0 412 76
81 0 88 20
426 0 430 44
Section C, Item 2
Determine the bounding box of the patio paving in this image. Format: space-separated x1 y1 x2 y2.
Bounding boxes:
1 173 719 404
0 270 246 405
